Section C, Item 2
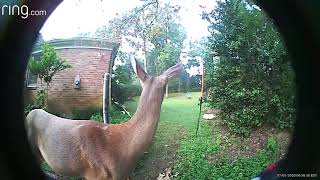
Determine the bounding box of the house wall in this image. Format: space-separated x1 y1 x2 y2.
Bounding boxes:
26 48 113 116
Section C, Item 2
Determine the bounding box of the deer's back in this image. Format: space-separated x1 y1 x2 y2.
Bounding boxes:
26 109 114 177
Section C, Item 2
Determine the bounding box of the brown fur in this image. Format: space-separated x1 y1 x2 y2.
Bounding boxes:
25 62 183 180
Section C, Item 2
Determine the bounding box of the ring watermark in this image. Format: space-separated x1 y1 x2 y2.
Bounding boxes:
1 4 46 19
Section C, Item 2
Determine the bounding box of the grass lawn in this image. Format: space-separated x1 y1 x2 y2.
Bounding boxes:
40 92 289 180
125 92 201 179
126 92 288 180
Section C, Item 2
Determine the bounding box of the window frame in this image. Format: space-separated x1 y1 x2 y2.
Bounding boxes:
25 53 40 89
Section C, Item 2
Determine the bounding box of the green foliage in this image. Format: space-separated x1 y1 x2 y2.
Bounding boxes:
26 42 72 115
170 39 205 93
28 43 71 85
72 107 101 120
111 63 142 104
95 1 186 96
203 0 296 136
95 1 185 74
174 121 281 180
155 22 187 75
24 89 48 115
90 113 103 123
89 108 130 124
109 110 130 124
40 161 55 175
175 122 220 180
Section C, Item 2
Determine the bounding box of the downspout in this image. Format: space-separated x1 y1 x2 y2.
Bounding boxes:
103 73 110 124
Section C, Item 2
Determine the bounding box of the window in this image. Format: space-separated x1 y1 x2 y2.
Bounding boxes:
26 53 40 88
26 69 38 88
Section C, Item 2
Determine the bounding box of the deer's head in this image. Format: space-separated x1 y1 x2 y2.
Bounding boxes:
130 55 183 97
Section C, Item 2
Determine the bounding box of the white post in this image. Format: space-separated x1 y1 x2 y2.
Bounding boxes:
103 73 110 123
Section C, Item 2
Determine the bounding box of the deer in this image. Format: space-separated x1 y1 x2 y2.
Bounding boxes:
25 56 183 180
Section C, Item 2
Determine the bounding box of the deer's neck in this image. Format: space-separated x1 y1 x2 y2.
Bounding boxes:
125 88 164 158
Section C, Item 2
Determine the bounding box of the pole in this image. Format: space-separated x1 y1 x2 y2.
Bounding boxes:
103 73 110 124
196 62 205 135
201 63 205 97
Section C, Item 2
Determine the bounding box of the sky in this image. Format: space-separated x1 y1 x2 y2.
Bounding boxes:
40 0 217 41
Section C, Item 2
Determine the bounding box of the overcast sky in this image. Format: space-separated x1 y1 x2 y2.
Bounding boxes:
40 0 217 41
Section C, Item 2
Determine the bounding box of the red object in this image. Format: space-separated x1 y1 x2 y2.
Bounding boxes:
265 162 278 171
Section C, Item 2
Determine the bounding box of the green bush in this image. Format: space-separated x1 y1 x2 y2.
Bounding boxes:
111 62 141 105
109 110 130 124
89 110 129 124
24 89 48 115
209 63 295 136
90 113 103 123
112 82 141 104
28 42 71 88
72 107 101 120
203 0 296 136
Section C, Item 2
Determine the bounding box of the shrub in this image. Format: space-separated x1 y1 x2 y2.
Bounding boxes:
89 109 129 124
24 89 47 115
90 113 103 123
109 110 130 124
112 81 141 104
111 62 141 105
72 107 101 120
28 43 71 88
28 43 71 114
203 0 296 136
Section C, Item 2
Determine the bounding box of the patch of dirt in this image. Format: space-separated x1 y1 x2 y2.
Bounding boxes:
132 128 187 180
206 108 291 163
206 108 221 115
156 167 179 180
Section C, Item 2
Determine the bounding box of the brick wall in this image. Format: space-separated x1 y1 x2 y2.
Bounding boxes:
26 48 113 115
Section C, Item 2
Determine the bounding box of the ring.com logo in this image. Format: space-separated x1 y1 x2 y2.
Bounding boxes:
1 4 46 19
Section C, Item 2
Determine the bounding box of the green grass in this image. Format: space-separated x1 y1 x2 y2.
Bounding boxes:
124 92 201 152
125 92 284 180
40 92 201 179
125 92 201 178
125 92 200 130
174 120 282 180
40 92 285 180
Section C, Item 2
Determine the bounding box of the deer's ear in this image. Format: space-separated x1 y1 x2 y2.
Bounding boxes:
130 55 147 82
163 62 183 80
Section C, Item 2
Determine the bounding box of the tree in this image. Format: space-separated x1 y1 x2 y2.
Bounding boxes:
154 22 186 97
111 62 141 105
169 39 205 93
203 0 295 136
96 1 186 97
97 0 161 71
28 43 71 108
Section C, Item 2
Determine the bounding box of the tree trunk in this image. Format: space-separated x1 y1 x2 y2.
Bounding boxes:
45 82 49 109
187 77 190 92
165 84 169 98
178 79 181 92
